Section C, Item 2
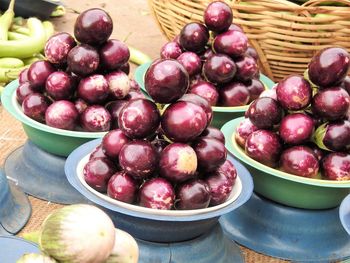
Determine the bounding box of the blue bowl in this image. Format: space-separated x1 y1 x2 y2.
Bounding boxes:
0 236 40 262
65 139 254 243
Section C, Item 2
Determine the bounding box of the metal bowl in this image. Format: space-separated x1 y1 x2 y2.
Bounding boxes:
65 138 254 242
134 62 275 128
221 117 350 210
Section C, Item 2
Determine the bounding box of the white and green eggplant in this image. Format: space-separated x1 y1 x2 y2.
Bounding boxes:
106 229 139 263
16 253 57 263
39 204 116 263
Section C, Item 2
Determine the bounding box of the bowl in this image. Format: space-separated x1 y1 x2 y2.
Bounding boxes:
340 194 350 235
65 138 254 242
1 80 106 157
221 117 350 210
0 236 40 262
0 0 61 19
134 62 275 128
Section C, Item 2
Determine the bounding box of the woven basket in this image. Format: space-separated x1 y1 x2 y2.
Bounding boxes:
148 0 350 81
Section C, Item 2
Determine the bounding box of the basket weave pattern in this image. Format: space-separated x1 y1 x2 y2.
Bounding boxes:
148 0 350 81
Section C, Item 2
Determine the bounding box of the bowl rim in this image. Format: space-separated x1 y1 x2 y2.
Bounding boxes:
339 194 350 235
65 138 254 222
221 117 350 188
76 153 243 216
1 80 107 138
134 61 276 112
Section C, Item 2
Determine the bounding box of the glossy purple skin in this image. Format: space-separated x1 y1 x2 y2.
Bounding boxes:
106 100 128 128
245 46 259 61
205 171 233 206
235 55 258 81
189 81 219 106
217 159 237 184
323 120 350 152
125 91 146 100
80 105 111 132
67 44 100 76
228 24 243 33
177 52 202 77
200 126 225 144
279 113 314 145
219 82 250 106
161 101 207 142
74 8 113 45
312 87 350 120
200 48 214 61
276 75 312 110
107 171 137 203
89 145 107 160
307 143 325 161
44 32 76 64
74 98 88 115
45 71 73 100
16 82 34 104
119 140 158 179
159 143 197 183
22 93 49 123
45 100 79 130
342 76 350 95
139 178 175 210
176 179 211 210
145 59 189 104
280 146 319 178
322 153 350 180
204 1 233 32
99 39 130 70
83 157 116 193
129 79 141 92
178 93 213 125
245 130 282 167
77 74 109 104
193 138 227 172
19 68 29 85
118 98 160 139
105 71 130 99
160 41 182 59
308 47 350 87
235 118 259 148
102 129 130 159
203 54 236 84
190 74 205 87
179 22 209 53
246 79 264 102
119 62 130 75
27 61 55 90
259 86 277 100
152 138 169 154
213 30 248 58
247 97 283 129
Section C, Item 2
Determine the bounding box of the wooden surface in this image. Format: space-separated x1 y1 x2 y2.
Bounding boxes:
0 0 287 262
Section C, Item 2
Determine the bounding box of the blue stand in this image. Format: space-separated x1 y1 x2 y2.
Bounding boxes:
220 193 350 262
4 140 87 204
137 224 244 263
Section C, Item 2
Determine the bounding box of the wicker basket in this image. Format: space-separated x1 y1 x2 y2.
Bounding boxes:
148 0 350 81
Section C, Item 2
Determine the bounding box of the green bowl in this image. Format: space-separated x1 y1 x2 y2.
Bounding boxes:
134 62 275 128
221 117 350 210
1 80 106 157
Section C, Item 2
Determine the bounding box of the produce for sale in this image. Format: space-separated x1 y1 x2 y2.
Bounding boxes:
178 93 213 124
235 46 350 181
39 205 115 263
200 126 225 143
17 253 56 263
22 93 49 122
45 100 79 130
153 1 263 108
102 129 130 159
15 8 151 133
205 171 234 206
107 171 138 203
176 179 211 210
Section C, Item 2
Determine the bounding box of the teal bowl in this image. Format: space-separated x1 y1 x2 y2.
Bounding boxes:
221 117 350 210
1 80 106 157
134 62 275 128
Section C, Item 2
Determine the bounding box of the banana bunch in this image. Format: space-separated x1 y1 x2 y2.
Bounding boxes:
0 0 54 89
